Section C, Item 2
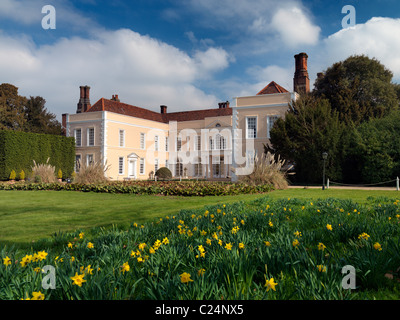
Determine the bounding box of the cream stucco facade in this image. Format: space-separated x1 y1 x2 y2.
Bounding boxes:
63 84 297 181
63 52 311 181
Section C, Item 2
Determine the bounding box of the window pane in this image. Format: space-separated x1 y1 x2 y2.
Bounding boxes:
119 130 124 147
267 116 279 139
75 129 81 147
119 157 124 174
75 155 81 172
140 133 145 149
177 137 182 151
140 158 145 174
88 128 94 146
247 117 256 139
155 135 159 151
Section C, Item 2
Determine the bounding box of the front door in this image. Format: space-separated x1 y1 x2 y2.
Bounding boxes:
128 159 137 179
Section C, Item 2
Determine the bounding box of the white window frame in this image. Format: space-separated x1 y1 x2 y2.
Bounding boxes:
86 154 94 166
194 157 202 176
154 158 159 173
154 135 159 151
119 129 125 147
140 133 146 150
74 129 82 147
267 115 279 139
87 127 95 146
139 158 145 175
118 157 124 175
246 116 257 139
196 135 201 151
75 154 81 172
176 137 182 151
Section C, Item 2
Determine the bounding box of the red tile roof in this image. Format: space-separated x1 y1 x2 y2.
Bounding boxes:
256 81 289 95
85 81 286 122
86 98 232 123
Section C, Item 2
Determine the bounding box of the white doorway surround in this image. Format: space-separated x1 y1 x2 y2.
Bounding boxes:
127 153 138 179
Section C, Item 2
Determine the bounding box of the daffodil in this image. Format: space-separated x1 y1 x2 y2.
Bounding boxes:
71 272 86 287
3 256 11 266
318 242 326 251
264 277 278 292
294 231 302 237
37 251 48 261
358 232 370 240
121 262 130 273
317 265 327 272
326 224 332 231
373 242 382 251
180 272 193 284
238 243 245 249
225 243 233 250
198 269 205 276
264 241 271 247
292 239 300 247
87 242 94 249
31 291 45 300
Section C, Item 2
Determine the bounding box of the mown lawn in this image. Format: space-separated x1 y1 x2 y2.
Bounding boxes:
0 187 399 246
2 189 400 300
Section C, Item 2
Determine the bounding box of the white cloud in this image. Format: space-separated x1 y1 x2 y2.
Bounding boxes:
248 65 292 90
270 7 320 47
0 28 232 118
194 47 231 75
319 17 400 82
182 0 320 50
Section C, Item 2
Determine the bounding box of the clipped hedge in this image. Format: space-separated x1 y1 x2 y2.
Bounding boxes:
0 130 75 180
0 181 274 196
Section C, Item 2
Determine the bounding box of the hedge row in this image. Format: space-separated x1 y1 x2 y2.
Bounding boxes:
0 130 75 180
0 181 274 196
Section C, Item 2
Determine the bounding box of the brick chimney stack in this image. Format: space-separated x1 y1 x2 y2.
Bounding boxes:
76 85 91 113
218 101 230 109
293 53 310 94
160 105 167 114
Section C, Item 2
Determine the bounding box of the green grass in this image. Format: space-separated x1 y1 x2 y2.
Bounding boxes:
1 188 399 247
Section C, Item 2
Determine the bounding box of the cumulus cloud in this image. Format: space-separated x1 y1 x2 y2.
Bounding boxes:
270 7 320 47
319 17 400 82
0 28 232 118
182 0 320 49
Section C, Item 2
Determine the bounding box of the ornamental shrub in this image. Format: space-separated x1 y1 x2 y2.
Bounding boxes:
9 169 16 180
155 167 172 180
31 158 56 183
19 170 25 181
57 169 63 179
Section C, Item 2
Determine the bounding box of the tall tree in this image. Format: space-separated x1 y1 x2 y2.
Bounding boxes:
314 55 399 124
24 96 63 135
0 83 27 130
268 94 345 183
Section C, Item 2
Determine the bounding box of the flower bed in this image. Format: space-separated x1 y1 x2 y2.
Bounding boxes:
0 180 274 196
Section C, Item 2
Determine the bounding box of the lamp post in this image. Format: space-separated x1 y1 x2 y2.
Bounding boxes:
322 152 328 190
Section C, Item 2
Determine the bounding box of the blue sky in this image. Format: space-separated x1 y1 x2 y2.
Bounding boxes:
1 0 400 119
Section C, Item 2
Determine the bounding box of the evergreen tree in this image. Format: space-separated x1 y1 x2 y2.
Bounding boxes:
24 96 63 135
268 94 344 183
0 83 27 130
